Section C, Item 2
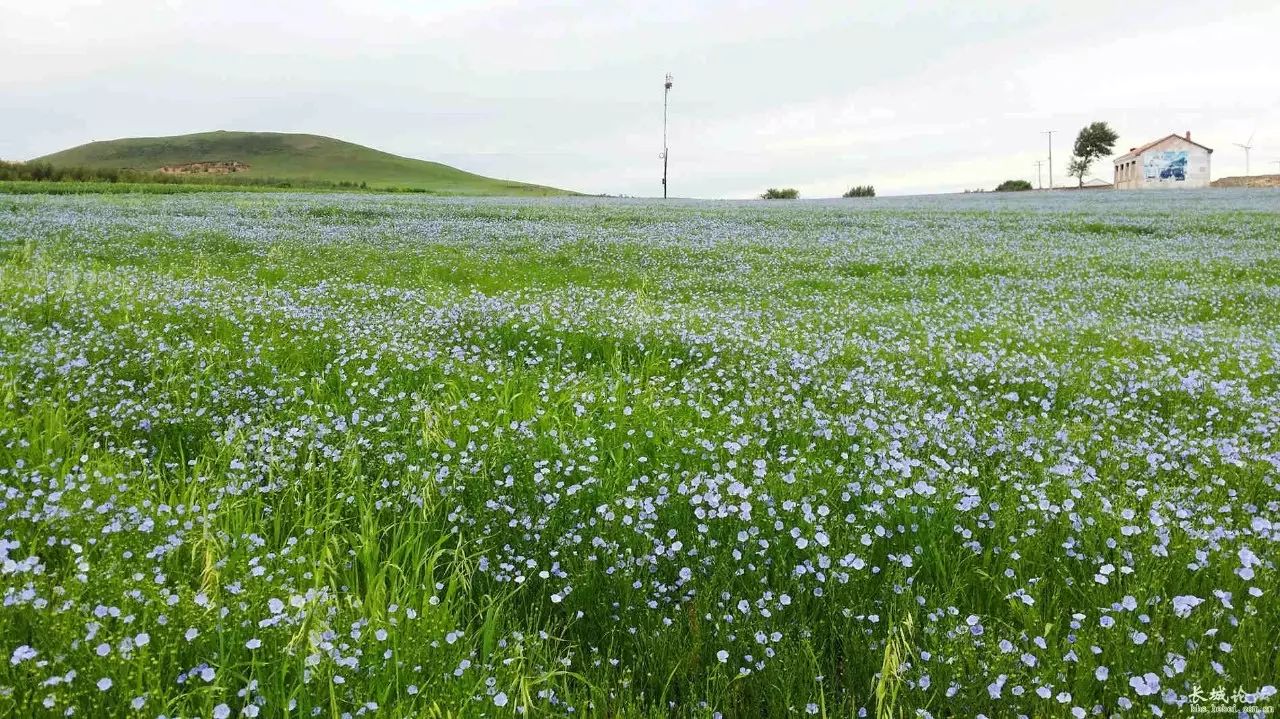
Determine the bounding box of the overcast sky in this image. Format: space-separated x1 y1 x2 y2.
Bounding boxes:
3 0 1278 197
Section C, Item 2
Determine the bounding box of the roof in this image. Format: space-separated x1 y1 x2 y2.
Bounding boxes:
1114 133 1214 163
1082 178 1112 186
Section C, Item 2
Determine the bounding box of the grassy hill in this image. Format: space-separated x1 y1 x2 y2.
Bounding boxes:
32 130 574 196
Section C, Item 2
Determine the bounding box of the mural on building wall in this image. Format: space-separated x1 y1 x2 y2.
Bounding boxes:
1144 150 1188 182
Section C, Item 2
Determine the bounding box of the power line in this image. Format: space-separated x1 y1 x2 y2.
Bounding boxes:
1041 130 1055 189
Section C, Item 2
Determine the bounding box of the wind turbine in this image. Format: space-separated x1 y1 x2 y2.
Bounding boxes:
1234 131 1255 176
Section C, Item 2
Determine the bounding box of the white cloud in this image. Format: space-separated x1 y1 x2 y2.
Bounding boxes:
1 0 1276 195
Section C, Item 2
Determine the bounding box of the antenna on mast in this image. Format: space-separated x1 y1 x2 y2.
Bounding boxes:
662 72 673 198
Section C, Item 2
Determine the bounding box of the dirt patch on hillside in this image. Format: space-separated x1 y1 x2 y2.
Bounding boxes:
157 161 250 175
1212 174 1280 188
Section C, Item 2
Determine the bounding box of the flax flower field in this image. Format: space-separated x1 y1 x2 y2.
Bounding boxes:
1 189 1278 718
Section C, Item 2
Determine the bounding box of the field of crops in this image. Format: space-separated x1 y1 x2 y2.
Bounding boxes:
1 189 1278 717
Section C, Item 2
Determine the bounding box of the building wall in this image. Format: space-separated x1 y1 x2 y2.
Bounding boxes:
1114 157 1143 189
1113 136 1211 189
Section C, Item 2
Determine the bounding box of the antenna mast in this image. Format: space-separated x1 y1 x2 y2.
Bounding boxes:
662 72 673 198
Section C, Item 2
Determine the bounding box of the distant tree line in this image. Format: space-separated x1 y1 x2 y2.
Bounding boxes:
759 186 877 199
0 161 369 190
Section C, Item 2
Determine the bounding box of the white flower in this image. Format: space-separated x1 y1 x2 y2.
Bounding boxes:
1237 547 1260 580
1171 595 1204 618
988 674 1007 699
1128 672 1159 696
717 650 729 663
493 692 509 707
9 645 36 665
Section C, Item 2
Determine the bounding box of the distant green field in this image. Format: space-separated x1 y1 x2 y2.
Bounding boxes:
32 130 574 196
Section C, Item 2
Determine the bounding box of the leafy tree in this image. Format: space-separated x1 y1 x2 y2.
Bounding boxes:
1066 158 1091 187
1067 121 1119 187
842 185 875 198
761 188 799 199
994 179 1033 192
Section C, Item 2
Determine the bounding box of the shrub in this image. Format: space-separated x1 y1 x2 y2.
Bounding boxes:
761 188 799 199
994 179 1033 192
842 185 875 198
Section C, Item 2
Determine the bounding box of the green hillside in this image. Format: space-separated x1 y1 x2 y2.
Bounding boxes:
32 130 574 196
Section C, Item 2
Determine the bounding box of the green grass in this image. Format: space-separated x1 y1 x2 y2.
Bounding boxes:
0 180 305 195
32 130 575 196
0 190 1278 717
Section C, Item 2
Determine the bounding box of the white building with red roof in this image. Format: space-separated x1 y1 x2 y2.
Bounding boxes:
1113 132 1212 189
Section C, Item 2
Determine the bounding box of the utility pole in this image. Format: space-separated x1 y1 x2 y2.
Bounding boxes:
1042 130 1055 189
1272 160 1280 174
662 72 673 199
1034 160 1044 190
